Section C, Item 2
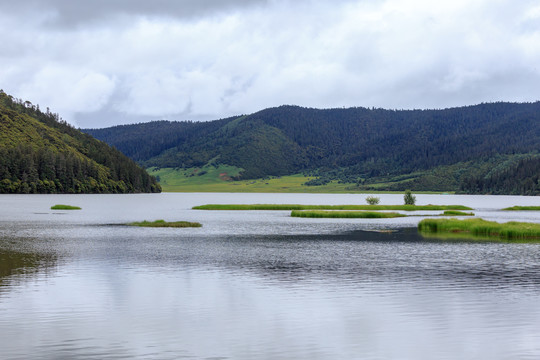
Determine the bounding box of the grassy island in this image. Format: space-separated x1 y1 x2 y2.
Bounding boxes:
418 218 540 240
502 206 540 211
291 210 406 218
193 204 472 211
442 210 475 216
128 220 202 228
51 204 81 210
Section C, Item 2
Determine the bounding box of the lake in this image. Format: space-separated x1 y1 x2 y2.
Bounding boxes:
1 193 540 359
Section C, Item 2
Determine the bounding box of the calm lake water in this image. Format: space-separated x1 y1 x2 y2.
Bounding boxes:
1 193 540 360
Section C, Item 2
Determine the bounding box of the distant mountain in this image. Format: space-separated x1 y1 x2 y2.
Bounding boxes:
0 90 161 193
85 102 540 195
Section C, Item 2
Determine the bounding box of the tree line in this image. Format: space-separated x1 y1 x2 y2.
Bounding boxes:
0 145 160 194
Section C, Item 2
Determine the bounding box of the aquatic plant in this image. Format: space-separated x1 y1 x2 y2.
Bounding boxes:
128 220 202 228
418 218 540 240
51 204 81 210
290 210 406 218
193 204 472 211
502 206 540 211
442 210 475 216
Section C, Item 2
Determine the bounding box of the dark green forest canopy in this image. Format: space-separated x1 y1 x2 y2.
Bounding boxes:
0 90 161 194
85 102 540 195
460 156 540 196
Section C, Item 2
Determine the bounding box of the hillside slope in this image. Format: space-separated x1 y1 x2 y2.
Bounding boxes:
0 90 161 193
85 102 540 194
460 156 540 195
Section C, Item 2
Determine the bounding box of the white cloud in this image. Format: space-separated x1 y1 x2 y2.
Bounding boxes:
17 65 116 124
1 0 540 127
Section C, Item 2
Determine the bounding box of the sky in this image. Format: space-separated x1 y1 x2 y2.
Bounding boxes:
1 0 540 128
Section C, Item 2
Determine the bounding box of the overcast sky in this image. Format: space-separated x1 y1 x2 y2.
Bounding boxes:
1 0 540 128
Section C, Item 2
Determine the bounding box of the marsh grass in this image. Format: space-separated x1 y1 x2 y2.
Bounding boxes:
442 210 475 216
128 220 202 228
193 204 472 211
51 204 81 210
502 206 540 211
291 210 406 218
418 218 540 240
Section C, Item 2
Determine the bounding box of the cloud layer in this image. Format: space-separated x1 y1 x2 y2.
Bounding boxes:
2 0 540 127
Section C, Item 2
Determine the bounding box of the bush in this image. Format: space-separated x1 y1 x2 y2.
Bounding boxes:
365 196 380 205
404 190 416 205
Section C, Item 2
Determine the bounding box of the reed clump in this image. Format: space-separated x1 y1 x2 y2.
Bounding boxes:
128 220 202 228
51 204 81 210
291 210 406 218
193 204 472 211
418 218 540 240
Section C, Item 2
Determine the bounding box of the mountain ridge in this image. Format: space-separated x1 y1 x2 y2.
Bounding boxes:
85 102 540 195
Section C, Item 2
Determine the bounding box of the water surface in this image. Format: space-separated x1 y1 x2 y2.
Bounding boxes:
1 193 539 359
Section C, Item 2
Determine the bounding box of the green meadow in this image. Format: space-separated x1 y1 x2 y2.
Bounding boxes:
149 166 447 193
150 166 354 193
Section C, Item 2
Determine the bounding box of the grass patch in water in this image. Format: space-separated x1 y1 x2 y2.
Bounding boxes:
502 206 540 211
193 204 472 211
51 204 81 210
291 210 406 218
442 210 475 216
418 218 540 240
128 220 202 228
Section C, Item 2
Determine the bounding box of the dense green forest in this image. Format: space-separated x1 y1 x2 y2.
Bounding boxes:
85 102 540 195
0 90 161 194
460 156 540 195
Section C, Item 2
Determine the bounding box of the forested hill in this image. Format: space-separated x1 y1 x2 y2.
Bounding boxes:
0 90 161 194
85 102 540 194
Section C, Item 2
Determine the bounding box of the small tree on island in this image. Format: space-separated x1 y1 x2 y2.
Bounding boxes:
404 190 416 205
365 196 380 205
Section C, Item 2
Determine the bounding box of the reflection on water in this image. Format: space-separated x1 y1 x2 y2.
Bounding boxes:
1 229 540 359
1 193 540 360
0 244 57 289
